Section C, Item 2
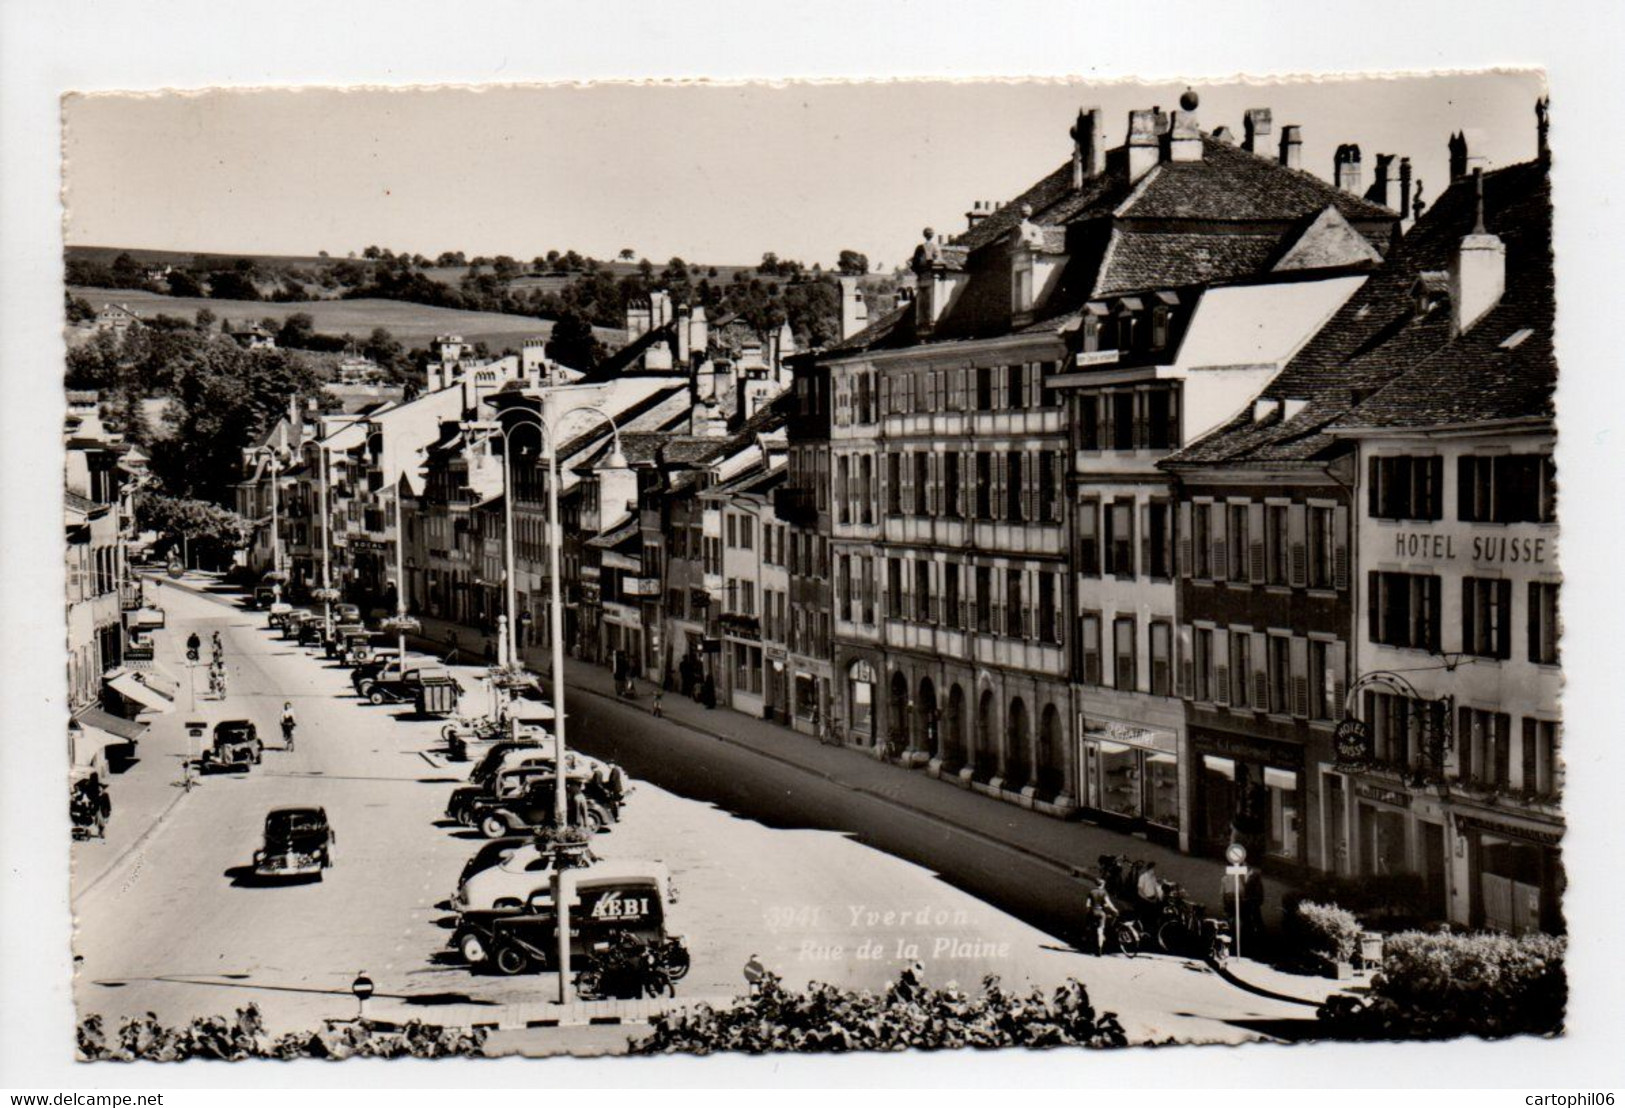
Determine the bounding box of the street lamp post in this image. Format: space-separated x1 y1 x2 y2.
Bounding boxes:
319 440 333 641
469 402 627 1004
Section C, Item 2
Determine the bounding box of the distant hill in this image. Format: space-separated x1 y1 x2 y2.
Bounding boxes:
68 287 626 352
66 245 351 271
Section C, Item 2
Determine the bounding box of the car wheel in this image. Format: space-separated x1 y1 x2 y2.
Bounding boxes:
493 944 530 976
573 968 602 1000
457 931 490 965
480 815 509 840
369 689 386 705
587 807 607 834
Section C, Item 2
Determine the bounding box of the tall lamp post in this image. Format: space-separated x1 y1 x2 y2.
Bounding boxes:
257 446 287 602
467 402 627 1004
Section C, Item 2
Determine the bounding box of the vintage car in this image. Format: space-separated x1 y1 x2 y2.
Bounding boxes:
470 775 609 839
465 738 550 786
446 764 561 828
296 617 327 647
199 719 263 771
267 601 294 629
338 628 376 666
334 603 363 624
452 859 686 980
252 806 335 879
350 653 401 692
324 622 367 660
454 839 649 914
280 610 316 640
253 585 278 610
362 665 464 716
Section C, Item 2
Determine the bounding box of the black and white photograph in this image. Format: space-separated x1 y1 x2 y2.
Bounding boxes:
4 0 1623 1094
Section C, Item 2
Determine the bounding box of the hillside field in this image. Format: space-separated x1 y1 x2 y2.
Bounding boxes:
68 287 625 351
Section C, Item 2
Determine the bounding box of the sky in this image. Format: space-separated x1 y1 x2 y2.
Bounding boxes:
63 71 1545 271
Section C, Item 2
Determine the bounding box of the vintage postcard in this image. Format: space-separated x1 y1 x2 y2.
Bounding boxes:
58 71 1562 1061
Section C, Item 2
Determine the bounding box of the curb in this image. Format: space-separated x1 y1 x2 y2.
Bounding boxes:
72 778 192 906
1206 958 1324 1008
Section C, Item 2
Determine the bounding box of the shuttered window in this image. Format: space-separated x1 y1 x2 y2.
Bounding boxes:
1082 614 1103 685
1114 616 1137 691
1461 576 1513 659
1149 621 1172 696
1079 499 1101 576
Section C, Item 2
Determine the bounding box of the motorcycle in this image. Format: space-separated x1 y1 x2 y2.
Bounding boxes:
573 932 678 1000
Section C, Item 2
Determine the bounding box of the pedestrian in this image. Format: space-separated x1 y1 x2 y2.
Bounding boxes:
651 687 664 719
1241 865 1267 947
281 701 297 751
700 673 716 709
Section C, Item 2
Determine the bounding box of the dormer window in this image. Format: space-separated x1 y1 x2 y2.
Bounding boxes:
1012 252 1035 315
1081 313 1103 353
1116 298 1143 351
1412 271 1449 316
1151 306 1170 349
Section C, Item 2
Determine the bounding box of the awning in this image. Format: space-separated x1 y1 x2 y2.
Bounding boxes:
1263 767 1298 790
123 660 180 699
75 707 147 743
105 670 175 714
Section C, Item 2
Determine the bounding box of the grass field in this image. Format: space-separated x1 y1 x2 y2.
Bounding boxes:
69 286 625 351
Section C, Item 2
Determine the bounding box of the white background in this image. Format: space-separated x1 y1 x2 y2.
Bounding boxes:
3 0 1621 1092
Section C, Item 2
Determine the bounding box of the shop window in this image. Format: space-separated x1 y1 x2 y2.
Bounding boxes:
1528 582 1560 665
1369 571 1442 651
1265 767 1300 860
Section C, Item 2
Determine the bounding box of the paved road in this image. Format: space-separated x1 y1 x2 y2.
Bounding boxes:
72 581 1317 1048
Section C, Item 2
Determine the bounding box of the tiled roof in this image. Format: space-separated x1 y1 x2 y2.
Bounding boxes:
1122 137 1395 224
819 304 915 356
1094 229 1283 297
1167 157 1551 466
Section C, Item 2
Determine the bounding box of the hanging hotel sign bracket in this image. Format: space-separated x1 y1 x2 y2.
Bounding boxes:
1334 670 1453 786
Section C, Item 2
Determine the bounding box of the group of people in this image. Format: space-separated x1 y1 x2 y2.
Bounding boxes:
674 653 716 709
186 631 229 698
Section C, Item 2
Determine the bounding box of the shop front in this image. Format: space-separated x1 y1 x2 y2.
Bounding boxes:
839 654 879 747
1458 813 1564 935
1078 714 1180 845
1189 727 1307 866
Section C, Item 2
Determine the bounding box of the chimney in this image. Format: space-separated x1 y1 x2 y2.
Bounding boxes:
1070 107 1105 187
1450 168 1505 336
1278 125 1303 170
1448 129 1488 181
1242 108 1272 153
1334 143 1363 193
1127 109 1162 183
690 304 708 356
675 302 692 364
1537 97 1550 161
1366 153 1395 207
1398 157 1414 220
1167 107 1202 162
838 275 868 340
965 200 991 232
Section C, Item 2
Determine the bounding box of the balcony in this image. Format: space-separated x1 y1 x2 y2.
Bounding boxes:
620 576 661 598
773 486 818 525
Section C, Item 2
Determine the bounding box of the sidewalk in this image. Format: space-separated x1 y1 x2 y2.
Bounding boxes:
514 640 1303 929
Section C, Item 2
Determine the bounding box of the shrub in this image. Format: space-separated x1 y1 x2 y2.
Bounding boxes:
1283 872 1430 930
77 1005 488 1061
1317 930 1566 1040
631 969 1128 1054
1292 900 1363 964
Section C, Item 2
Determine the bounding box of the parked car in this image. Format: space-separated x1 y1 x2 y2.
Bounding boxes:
470 775 608 839
296 618 326 647
446 764 560 828
252 806 334 880
253 585 277 610
351 652 404 693
280 610 316 640
454 840 636 914
199 719 263 772
334 603 362 624
267 602 293 629
362 665 464 716
451 859 684 979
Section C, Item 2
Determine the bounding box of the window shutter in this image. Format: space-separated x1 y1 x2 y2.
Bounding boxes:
1140 502 1152 576
1330 639 1348 719
1526 581 1539 663
1333 504 1350 590
1289 636 1309 718
1287 503 1308 587
1101 503 1116 576
1023 570 1035 638
1497 578 1512 659
1428 457 1444 520
1021 453 1036 523
1461 577 1476 654
1368 455 1382 517
1132 390 1147 449
880 375 892 414
1214 629 1231 707
992 453 1007 521
1368 570 1382 643
1098 399 1112 453
1211 502 1228 580
1248 502 1266 583
1053 576 1066 646
926 452 939 517
1248 631 1267 710
1176 624 1194 699
1427 577 1442 652
1178 501 1193 577
901 452 915 516
964 450 977 521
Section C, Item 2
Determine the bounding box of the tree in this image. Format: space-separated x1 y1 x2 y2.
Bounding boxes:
837 249 869 276
277 312 316 350
207 269 259 301
362 245 382 260
110 252 146 289
135 492 251 570
618 248 636 261
65 293 96 324
544 309 602 372
362 326 404 372
194 308 217 331
758 252 780 276
491 255 521 281
167 270 206 297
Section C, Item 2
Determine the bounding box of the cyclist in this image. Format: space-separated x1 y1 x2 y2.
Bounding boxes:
280 702 297 751
185 632 201 662
1084 877 1119 956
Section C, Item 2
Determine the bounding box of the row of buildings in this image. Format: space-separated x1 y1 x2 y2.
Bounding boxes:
240 96 1559 936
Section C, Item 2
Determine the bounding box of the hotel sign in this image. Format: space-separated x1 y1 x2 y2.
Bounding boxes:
1393 530 1549 566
